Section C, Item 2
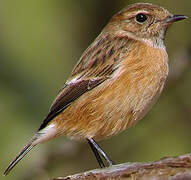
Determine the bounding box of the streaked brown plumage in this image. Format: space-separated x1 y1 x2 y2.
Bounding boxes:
4 3 187 175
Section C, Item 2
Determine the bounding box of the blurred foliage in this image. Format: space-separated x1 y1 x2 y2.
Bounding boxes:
0 0 190 180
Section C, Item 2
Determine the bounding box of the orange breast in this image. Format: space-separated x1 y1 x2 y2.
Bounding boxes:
51 41 168 141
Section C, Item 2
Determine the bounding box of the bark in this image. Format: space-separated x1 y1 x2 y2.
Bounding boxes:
52 154 191 180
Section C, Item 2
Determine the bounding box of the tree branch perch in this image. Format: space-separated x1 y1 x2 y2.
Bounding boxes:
52 154 191 180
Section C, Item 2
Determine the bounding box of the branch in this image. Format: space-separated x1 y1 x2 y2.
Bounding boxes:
52 154 191 180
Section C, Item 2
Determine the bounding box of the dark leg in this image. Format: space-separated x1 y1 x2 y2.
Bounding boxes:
88 138 114 166
87 139 105 168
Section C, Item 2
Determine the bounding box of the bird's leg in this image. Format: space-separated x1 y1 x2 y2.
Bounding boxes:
87 138 114 167
87 139 105 168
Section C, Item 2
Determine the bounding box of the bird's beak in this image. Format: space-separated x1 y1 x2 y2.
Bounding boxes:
164 15 188 24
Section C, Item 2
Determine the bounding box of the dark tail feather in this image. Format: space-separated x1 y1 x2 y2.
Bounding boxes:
4 137 37 176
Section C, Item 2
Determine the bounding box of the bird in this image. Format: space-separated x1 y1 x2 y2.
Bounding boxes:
4 3 187 175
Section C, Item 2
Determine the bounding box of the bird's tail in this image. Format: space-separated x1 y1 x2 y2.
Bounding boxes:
3 134 39 176
4 124 57 175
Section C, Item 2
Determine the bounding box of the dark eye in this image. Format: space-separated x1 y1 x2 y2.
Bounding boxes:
136 13 147 23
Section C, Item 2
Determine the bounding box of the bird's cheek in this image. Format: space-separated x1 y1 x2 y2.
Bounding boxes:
148 24 161 36
122 22 141 34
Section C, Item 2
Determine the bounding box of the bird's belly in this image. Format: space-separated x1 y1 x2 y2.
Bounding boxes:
92 72 167 140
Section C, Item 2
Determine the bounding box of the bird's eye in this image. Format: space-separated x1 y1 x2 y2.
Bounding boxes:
135 13 147 23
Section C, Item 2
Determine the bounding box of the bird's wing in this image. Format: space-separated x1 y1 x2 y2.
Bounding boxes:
39 34 131 130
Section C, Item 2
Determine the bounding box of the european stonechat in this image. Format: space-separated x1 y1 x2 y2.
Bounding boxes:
4 3 187 175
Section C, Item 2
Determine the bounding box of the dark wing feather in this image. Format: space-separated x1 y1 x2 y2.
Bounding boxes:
39 34 131 130
39 77 106 130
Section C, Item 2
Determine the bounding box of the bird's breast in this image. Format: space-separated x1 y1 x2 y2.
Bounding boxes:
116 41 169 126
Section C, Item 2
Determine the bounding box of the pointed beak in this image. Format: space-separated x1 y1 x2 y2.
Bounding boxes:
164 15 188 24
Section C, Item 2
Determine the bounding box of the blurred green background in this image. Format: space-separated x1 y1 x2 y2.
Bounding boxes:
0 0 190 180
